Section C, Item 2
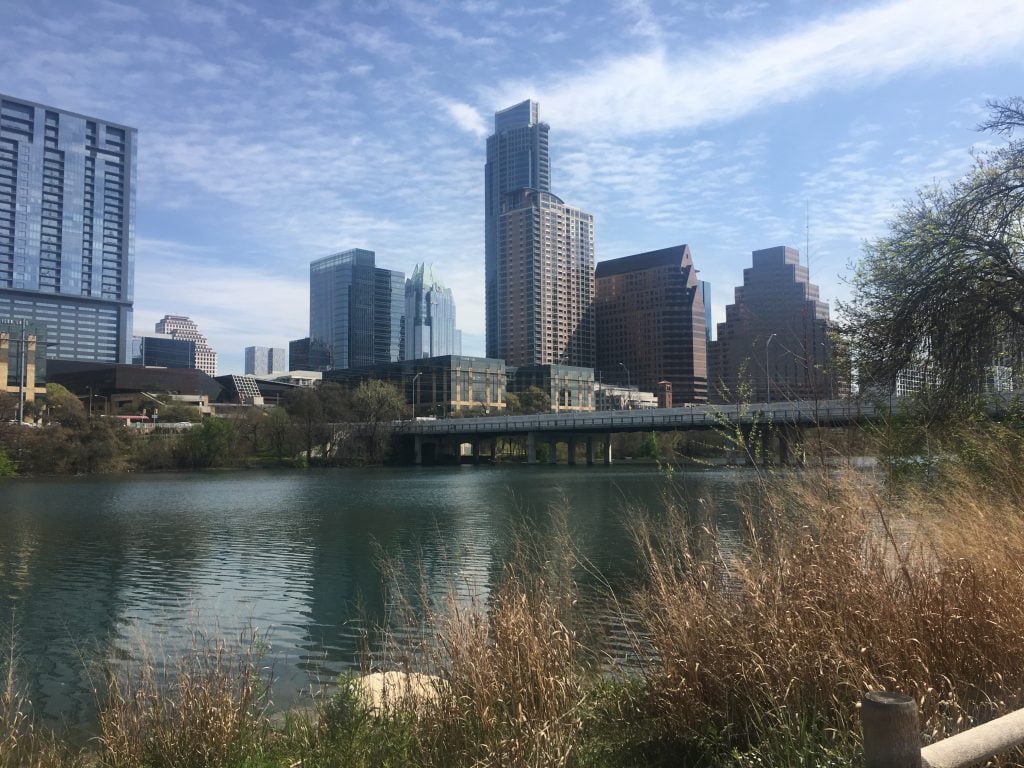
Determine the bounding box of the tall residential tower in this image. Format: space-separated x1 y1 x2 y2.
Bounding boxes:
486 100 595 368
0 94 136 362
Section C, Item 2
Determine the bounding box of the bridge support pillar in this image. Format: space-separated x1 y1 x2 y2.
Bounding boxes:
586 437 594 466
568 437 577 465
527 432 537 464
414 434 423 465
779 425 805 466
604 434 613 465
473 439 481 464
548 437 558 464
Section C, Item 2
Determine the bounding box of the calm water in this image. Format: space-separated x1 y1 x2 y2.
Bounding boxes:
0 465 748 729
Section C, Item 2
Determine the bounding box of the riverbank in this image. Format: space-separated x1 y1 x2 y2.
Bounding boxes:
5 427 1024 766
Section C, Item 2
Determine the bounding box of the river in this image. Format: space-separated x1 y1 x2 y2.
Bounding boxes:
0 464 749 730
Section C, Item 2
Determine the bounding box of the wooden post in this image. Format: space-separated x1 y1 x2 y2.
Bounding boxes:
862 691 921 768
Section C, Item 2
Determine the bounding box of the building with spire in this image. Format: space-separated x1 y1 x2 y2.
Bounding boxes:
404 263 460 360
708 246 840 403
486 100 595 368
154 314 217 376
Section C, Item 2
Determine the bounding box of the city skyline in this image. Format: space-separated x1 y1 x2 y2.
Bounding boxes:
2 0 1022 373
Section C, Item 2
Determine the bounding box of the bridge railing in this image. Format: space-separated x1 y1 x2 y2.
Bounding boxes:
862 691 1024 767
392 399 878 436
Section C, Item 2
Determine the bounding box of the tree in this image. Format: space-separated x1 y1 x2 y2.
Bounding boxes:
844 98 1024 402
516 386 551 414
350 380 406 463
45 383 87 426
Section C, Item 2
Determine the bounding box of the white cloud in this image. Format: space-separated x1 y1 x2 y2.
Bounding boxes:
497 0 1024 138
443 99 488 138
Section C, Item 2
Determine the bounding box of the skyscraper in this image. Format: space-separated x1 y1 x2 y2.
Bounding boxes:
499 188 594 367
486 101 595 368
0 94 136 362
404 263 460 360
595 245 708 402
155 314 217 375
244 346 286 376
485 100 550 359
309 249 404 370
708 246 839 402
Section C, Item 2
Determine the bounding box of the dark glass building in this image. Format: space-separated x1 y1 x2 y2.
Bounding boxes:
132 334 196 369
289 336 332 371
595 244 708 402
0 94 136 363
309 249 404 370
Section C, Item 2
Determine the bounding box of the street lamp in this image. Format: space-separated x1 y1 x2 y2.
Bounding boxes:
618 362 631 409
412 370 422 418
765 333 777 404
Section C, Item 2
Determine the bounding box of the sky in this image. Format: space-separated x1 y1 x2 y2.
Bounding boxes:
2 0 1023 375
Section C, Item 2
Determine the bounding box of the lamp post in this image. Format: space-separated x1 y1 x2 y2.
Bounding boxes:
618 362 631 409
765 333 777 404
412 370 422 419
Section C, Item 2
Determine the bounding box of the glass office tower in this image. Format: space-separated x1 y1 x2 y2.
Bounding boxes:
0 94 136 362
309 249 404 370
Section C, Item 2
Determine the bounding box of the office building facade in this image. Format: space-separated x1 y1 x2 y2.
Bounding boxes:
244 345 285 376
595 244 708 402
0 318 47 406
0 94 136 362
154 314 217 376
309 249 404 370
132 333 195 369
404 264 460 360
289 336 332 372
708 246 839 402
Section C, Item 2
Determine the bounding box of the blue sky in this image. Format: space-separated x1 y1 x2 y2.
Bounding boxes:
2 0 1022 374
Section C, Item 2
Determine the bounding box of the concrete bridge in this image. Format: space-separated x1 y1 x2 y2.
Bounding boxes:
394 399 880 465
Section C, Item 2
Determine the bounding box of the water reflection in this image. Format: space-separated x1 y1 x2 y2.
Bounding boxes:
0 465 749 728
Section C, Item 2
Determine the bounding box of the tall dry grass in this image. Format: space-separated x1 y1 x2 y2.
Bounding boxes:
631 424 1024 762
96 627 273 768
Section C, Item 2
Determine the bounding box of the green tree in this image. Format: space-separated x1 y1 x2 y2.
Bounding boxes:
175 417 236 468
844 98 1024 402
0 445 16 476
45 382 86 426
350 380 406 463
516 386 551 414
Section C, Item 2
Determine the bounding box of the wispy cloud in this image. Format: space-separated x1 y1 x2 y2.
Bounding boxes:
498 0 1024 138
443 99 488 137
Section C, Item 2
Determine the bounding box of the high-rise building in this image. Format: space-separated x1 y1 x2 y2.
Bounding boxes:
288 336 332 372
404 263 460 360
485 100 550 359
0 94 136 362
154 315 217 376
595 244 708 403
700 280 713 343
486 101 595 368
309 249 404 370
244 345 285 376
132 333 195 369
708 246 839 402
498 188 595 367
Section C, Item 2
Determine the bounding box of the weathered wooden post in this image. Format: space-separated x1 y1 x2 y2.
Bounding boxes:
863 691 921 767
